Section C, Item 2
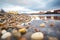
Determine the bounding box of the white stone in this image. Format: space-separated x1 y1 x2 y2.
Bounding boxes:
1 30 7 34
31 32 44 40
1 32 11 39
40 23 45 27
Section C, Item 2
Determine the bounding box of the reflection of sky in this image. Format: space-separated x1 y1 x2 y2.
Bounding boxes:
0 0 60 11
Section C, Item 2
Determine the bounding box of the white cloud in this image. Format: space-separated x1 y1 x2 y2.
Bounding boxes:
0 0 54 11
2 5 39 13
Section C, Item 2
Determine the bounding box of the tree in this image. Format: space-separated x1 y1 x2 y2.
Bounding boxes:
0 9 5 13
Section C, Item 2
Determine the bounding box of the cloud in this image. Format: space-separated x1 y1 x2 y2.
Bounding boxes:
2 5 39 13
0 0 60 11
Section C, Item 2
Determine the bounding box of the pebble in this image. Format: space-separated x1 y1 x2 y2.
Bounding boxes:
19 37 27 40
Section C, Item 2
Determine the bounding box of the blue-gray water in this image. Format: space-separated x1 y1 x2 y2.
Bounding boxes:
29 14 60 16
25 20 60 40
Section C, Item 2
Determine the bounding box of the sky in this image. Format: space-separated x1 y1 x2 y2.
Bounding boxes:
0 0 60 13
